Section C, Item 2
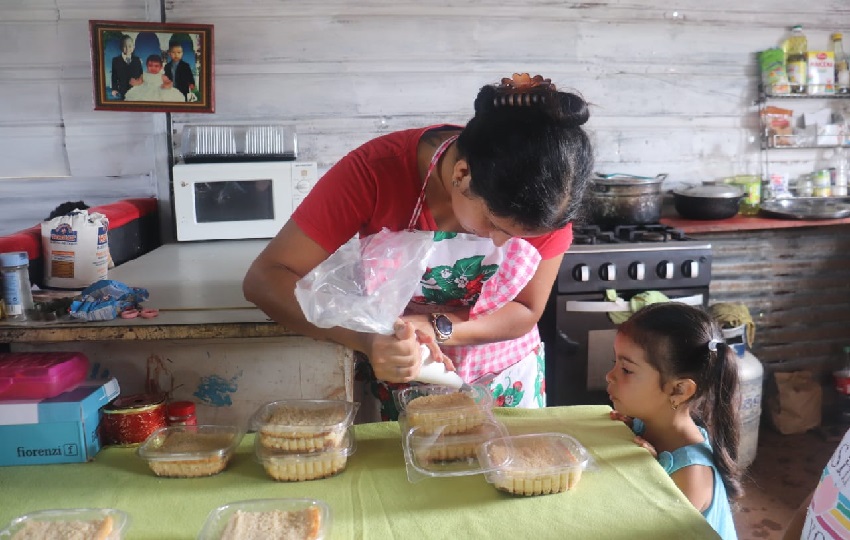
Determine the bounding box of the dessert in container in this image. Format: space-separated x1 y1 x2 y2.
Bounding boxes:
137 424 243 478
477 433 589 496
393 384 493 435
250 399 358 452
198 498 330 540
0 508 130 539
254 428 356 482
399 417 509 483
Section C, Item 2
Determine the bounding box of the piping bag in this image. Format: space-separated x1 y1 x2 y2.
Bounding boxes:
294 229 464 388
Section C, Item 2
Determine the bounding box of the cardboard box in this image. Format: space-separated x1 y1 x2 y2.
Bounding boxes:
0 378 120 466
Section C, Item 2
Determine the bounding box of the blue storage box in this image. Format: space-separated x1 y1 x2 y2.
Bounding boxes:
0 378 120 466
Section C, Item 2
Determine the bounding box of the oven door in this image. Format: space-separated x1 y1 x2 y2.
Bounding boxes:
543 290 706 406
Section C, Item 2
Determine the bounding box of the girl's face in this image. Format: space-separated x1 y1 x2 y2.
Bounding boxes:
451 176 547 246
147 61 163 75
605 333 669 418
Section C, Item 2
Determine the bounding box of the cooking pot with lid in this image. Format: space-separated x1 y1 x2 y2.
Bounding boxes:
672 185 745 220
585 173 667 226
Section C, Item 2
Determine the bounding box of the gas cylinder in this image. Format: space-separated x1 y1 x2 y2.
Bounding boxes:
737 349 764 469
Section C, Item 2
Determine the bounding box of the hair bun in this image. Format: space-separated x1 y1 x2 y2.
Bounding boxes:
474 73 590 128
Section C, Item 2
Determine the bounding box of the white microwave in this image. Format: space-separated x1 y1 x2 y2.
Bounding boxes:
172 161 318 241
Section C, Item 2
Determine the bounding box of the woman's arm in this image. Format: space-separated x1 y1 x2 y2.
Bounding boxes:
243 220 424 382
402 254 562 346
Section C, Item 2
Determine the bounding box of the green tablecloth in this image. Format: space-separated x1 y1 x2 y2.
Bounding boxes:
0 405 719 539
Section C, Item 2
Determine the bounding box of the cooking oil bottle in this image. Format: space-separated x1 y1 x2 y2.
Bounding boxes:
785 25 808 94
833 33 850 94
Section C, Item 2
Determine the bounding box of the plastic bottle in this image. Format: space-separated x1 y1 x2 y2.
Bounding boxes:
833 33 850 95
833 148 849 197
785 25 808 94
0 251 35 321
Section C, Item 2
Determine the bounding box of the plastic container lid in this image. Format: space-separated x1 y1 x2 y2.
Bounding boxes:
400 418 508 481
0 251 28 267
477 433 590 495
197 498 331 540
0 352 90 401
392 384 493 415
0 508 131 539
137 424 243 464
254 428 356 482
249 399 358 435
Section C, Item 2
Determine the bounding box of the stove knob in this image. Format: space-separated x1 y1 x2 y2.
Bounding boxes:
656 260 674 279
681 260 699 278
599 263 617 281
572 264 590 282
628 262 646 280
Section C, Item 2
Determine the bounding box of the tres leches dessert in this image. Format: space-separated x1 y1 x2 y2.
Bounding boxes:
219 507 322 540
11 515 113 540
405 392 486 435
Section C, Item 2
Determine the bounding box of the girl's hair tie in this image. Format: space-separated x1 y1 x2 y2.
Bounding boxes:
707 338 721 352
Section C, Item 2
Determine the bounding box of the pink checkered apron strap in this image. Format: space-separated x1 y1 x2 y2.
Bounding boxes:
407 134 459 230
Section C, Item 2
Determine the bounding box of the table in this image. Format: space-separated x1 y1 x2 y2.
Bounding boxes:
0 406 719 539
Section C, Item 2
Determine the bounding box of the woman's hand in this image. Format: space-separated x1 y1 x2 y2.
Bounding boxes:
366 319 423 383
402 313 456 372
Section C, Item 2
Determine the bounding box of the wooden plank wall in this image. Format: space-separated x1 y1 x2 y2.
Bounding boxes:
1 0 849 239
702 225 850 370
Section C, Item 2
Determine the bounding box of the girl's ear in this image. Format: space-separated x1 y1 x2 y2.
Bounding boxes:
666 378 697 402
453 158 470 182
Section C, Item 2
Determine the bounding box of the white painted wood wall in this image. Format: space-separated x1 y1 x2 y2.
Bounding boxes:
1 0 848 238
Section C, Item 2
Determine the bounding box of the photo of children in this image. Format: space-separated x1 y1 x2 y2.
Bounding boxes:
124 54 186 102
92 21 211 111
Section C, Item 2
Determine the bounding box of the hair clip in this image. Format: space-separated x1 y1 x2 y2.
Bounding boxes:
499 73 556 92
493 73 556 108
707 338 721 352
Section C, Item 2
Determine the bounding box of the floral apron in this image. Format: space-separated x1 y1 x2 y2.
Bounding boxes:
355 134 546 421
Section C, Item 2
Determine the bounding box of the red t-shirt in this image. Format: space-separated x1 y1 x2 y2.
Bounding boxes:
292 125 573 259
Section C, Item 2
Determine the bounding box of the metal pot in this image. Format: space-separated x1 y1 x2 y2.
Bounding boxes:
585 173 667 226
672 185 745 220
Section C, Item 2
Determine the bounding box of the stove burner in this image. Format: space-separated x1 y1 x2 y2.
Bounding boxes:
574 223 691 244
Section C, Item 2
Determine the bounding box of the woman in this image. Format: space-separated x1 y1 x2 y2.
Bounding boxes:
243 73 594 419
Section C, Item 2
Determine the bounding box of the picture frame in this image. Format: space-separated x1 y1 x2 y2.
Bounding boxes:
89 20 214 113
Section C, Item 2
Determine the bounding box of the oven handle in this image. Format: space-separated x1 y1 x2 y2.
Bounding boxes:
565 293 704 313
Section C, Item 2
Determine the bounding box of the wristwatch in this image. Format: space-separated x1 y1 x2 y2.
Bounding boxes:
430 313 453 343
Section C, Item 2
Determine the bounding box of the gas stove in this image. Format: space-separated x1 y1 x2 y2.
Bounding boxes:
542 223 713 406
560 224 712 294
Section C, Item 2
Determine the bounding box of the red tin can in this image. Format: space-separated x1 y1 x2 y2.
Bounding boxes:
101 393 167 446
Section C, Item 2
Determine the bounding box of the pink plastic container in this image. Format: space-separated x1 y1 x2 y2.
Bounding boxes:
0 352 90 400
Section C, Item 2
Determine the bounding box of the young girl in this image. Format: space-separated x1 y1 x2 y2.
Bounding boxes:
606 302 742 540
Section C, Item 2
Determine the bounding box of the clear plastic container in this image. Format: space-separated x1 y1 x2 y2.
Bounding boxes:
400 417 508 483
250 399 358 453
254 428 356 482
0 508 130 539
477 433 590 496
393 384 494 435
198 498 330 540
181 124 297 163
137 424 243 478
0 351 90 400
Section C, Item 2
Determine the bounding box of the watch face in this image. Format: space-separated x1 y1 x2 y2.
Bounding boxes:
435 314 452 336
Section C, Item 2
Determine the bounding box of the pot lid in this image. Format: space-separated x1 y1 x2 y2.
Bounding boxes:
593 172 667 186
673 185 744 198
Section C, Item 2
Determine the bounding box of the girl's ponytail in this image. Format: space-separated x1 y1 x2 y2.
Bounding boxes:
702 341 744 500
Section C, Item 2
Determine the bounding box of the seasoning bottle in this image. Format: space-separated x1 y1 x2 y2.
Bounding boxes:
0 251 35 321
833 33 850 95
785 25 808 94
166 401 198 426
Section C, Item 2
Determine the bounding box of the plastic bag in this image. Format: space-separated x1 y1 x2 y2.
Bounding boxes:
69 280 149 321
295 228 436 335
41 209 110 289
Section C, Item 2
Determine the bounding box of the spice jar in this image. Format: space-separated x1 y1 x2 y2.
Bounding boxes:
0 251 35 321
166 401 198 426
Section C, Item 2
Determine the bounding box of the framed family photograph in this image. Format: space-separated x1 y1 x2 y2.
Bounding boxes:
89 20 214 113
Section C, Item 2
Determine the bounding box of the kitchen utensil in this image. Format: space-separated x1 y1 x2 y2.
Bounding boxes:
759 197 850 220
585 173 667 226
672 185 745 220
